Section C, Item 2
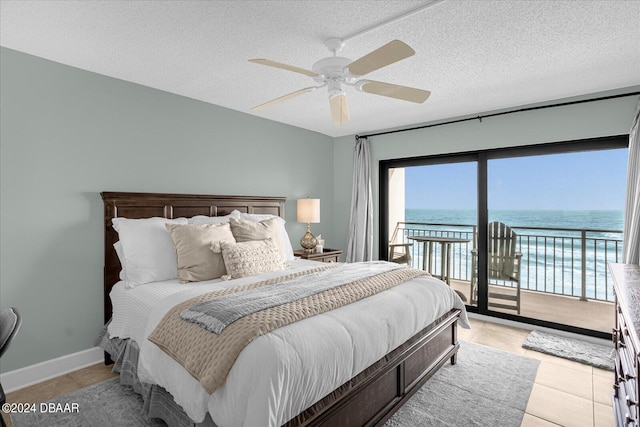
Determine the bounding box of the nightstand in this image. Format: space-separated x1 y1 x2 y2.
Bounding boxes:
294 248 342 263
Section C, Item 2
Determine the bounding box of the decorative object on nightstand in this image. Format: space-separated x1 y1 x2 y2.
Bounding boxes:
297 198 320 252
294 248 342 263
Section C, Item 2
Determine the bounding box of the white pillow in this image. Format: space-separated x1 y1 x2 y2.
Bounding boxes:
114 242 128 281
189 212 238 225
237 212 294 261
112 217 188 287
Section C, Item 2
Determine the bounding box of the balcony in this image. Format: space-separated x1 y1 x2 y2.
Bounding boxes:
390 221 622 333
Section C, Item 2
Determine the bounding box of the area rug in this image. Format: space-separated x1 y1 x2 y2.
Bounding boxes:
522 330 614 371
10 375 164 427
384 341 539 426
12 341 539 427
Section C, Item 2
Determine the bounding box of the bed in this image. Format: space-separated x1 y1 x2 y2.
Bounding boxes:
99 191 469 427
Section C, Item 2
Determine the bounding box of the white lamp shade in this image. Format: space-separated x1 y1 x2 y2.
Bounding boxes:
297 198 320 223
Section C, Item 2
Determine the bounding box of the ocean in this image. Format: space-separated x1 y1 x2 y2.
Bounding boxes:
405 209 624 232
402 209 624 301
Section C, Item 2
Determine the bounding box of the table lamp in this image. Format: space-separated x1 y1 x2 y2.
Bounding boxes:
297 198 320 252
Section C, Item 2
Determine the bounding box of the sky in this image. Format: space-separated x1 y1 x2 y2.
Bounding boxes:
404 148 628 211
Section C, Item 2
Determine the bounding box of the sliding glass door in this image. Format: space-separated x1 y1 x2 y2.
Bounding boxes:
386 158 478 308
486 149 627 333
380 136 628 337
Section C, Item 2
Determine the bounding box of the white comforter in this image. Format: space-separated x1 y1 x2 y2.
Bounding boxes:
108 260 469 427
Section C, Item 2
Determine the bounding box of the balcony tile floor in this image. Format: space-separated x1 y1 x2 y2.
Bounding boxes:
451 279 615 333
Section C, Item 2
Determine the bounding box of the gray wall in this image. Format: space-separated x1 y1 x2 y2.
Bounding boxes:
332 90 640 260
0 47 334 373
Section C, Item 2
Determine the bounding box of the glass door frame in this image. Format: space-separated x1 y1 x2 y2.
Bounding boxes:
379 135 628 339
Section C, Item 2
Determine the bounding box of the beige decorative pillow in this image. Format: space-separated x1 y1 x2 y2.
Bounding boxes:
166 223 236 283
228 217 286 262
217 239 286 279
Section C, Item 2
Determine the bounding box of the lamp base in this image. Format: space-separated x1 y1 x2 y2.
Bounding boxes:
300 224 317 252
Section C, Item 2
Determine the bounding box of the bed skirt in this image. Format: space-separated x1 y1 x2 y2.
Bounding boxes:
95 326 217 427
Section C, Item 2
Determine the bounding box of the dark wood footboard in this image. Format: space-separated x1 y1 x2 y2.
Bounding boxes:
285 308 460 427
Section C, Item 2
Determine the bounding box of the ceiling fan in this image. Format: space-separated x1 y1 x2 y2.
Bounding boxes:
249 38 431 125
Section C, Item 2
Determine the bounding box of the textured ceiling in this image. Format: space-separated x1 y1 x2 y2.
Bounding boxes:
1 0 639 138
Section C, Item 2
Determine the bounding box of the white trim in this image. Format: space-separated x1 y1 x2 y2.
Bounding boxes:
0 347 105 393
467 312 612 347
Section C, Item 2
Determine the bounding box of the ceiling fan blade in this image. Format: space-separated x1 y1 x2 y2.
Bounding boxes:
249 59 319 77
346 40 415 76
359 80 431 103
251 87 316 111
329 93 350 125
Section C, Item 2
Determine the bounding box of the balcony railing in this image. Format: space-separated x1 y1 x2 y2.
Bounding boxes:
391 221 623 302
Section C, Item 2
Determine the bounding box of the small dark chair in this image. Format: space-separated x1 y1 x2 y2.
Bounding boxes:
0 307 21 427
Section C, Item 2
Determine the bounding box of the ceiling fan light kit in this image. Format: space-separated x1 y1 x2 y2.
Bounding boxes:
249 38 430 125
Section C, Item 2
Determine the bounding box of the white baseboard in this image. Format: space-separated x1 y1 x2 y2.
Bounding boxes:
0 347 105 393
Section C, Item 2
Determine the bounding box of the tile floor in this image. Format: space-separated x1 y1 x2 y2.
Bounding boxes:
459 317 614 427
2 317 614 427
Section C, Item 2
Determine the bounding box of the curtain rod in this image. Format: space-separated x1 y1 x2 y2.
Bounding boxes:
356 91 640 139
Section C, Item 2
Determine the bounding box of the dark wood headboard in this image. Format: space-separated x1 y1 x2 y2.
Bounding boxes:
101 191 286 324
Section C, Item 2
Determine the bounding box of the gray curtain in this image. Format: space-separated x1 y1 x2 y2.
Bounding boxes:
346 136 373 262
623 98 640 264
